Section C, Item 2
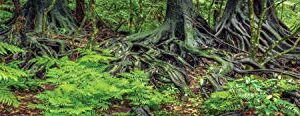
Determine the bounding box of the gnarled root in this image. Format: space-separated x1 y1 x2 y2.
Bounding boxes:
0 33 69 58
216 0 300 65
101 16 234 92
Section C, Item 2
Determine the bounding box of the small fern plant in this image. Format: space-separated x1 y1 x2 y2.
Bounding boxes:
0 42 24 55
0 42 26 107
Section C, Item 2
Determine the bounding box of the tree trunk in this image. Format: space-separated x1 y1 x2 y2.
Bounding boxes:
216 0 299 56
102 0 231 90
19 0 77 33
127 0 214 50
0 0 74 57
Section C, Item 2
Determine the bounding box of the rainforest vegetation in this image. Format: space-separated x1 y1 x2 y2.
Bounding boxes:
0 0 300 115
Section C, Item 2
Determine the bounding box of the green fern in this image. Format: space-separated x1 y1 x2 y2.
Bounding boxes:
78 54 114 64
0 88 19 107
274 98 300 115
28 56 60 71
33 53 173 115
0 2 14 23
0 42 26 107
0 63 28 81
0 42 24 55
0 64 28 107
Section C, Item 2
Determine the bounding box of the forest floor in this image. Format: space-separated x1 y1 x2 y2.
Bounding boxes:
1 59 300 115
0 26 201 115
1 24 300 115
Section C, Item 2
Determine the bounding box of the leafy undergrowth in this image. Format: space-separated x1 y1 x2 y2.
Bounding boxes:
31 50 174 115
0 42 27 107
0 42 300 115
0 47 176 115
204 75 300 115
0 42 43 115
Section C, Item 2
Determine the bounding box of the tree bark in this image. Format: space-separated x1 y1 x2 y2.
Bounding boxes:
16 0 77 33
216 0 299 55
0 0 73 57
102 0 231 90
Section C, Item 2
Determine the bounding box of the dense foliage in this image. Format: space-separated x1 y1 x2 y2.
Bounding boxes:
31 51 173 115
0 42 25 107
204 76 300 115
1 0 299 31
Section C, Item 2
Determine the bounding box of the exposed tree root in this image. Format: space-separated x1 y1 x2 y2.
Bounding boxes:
213 0 300 90
0 0 76 58
101 0 300 95
1 0 77 35
282 91 300 107
215 0 300 66
101 0 234 92
0 33 69 58
233 68 300 79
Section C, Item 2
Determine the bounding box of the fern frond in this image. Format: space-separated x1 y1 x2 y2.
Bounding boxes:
0 42 24 55
274 98 300 115
0 88 19 107
78 54 114 64
29 56 60 70
0 63 27 81
25 49 176 115
75 48 98 55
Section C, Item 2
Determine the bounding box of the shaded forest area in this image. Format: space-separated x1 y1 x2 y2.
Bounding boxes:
0 0 300 115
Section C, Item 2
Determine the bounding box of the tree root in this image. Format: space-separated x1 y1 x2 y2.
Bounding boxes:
233 68 300 79
101 0 300 96
282 91 300 107
100 15 236 92
0 33 69 58
215 0 300 71
1 0 77 35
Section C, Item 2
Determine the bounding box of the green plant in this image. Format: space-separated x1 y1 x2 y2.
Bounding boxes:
0 0 27 23
0 65 37 107
118 70 174 108
0 42 24 55
0 2 13 23
7 60 43 91
0 42 26 107
203 75 300 115
32 51 174 115
92 0 165 33
277 0 300 29
28 55 59 70
0 87 19 107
